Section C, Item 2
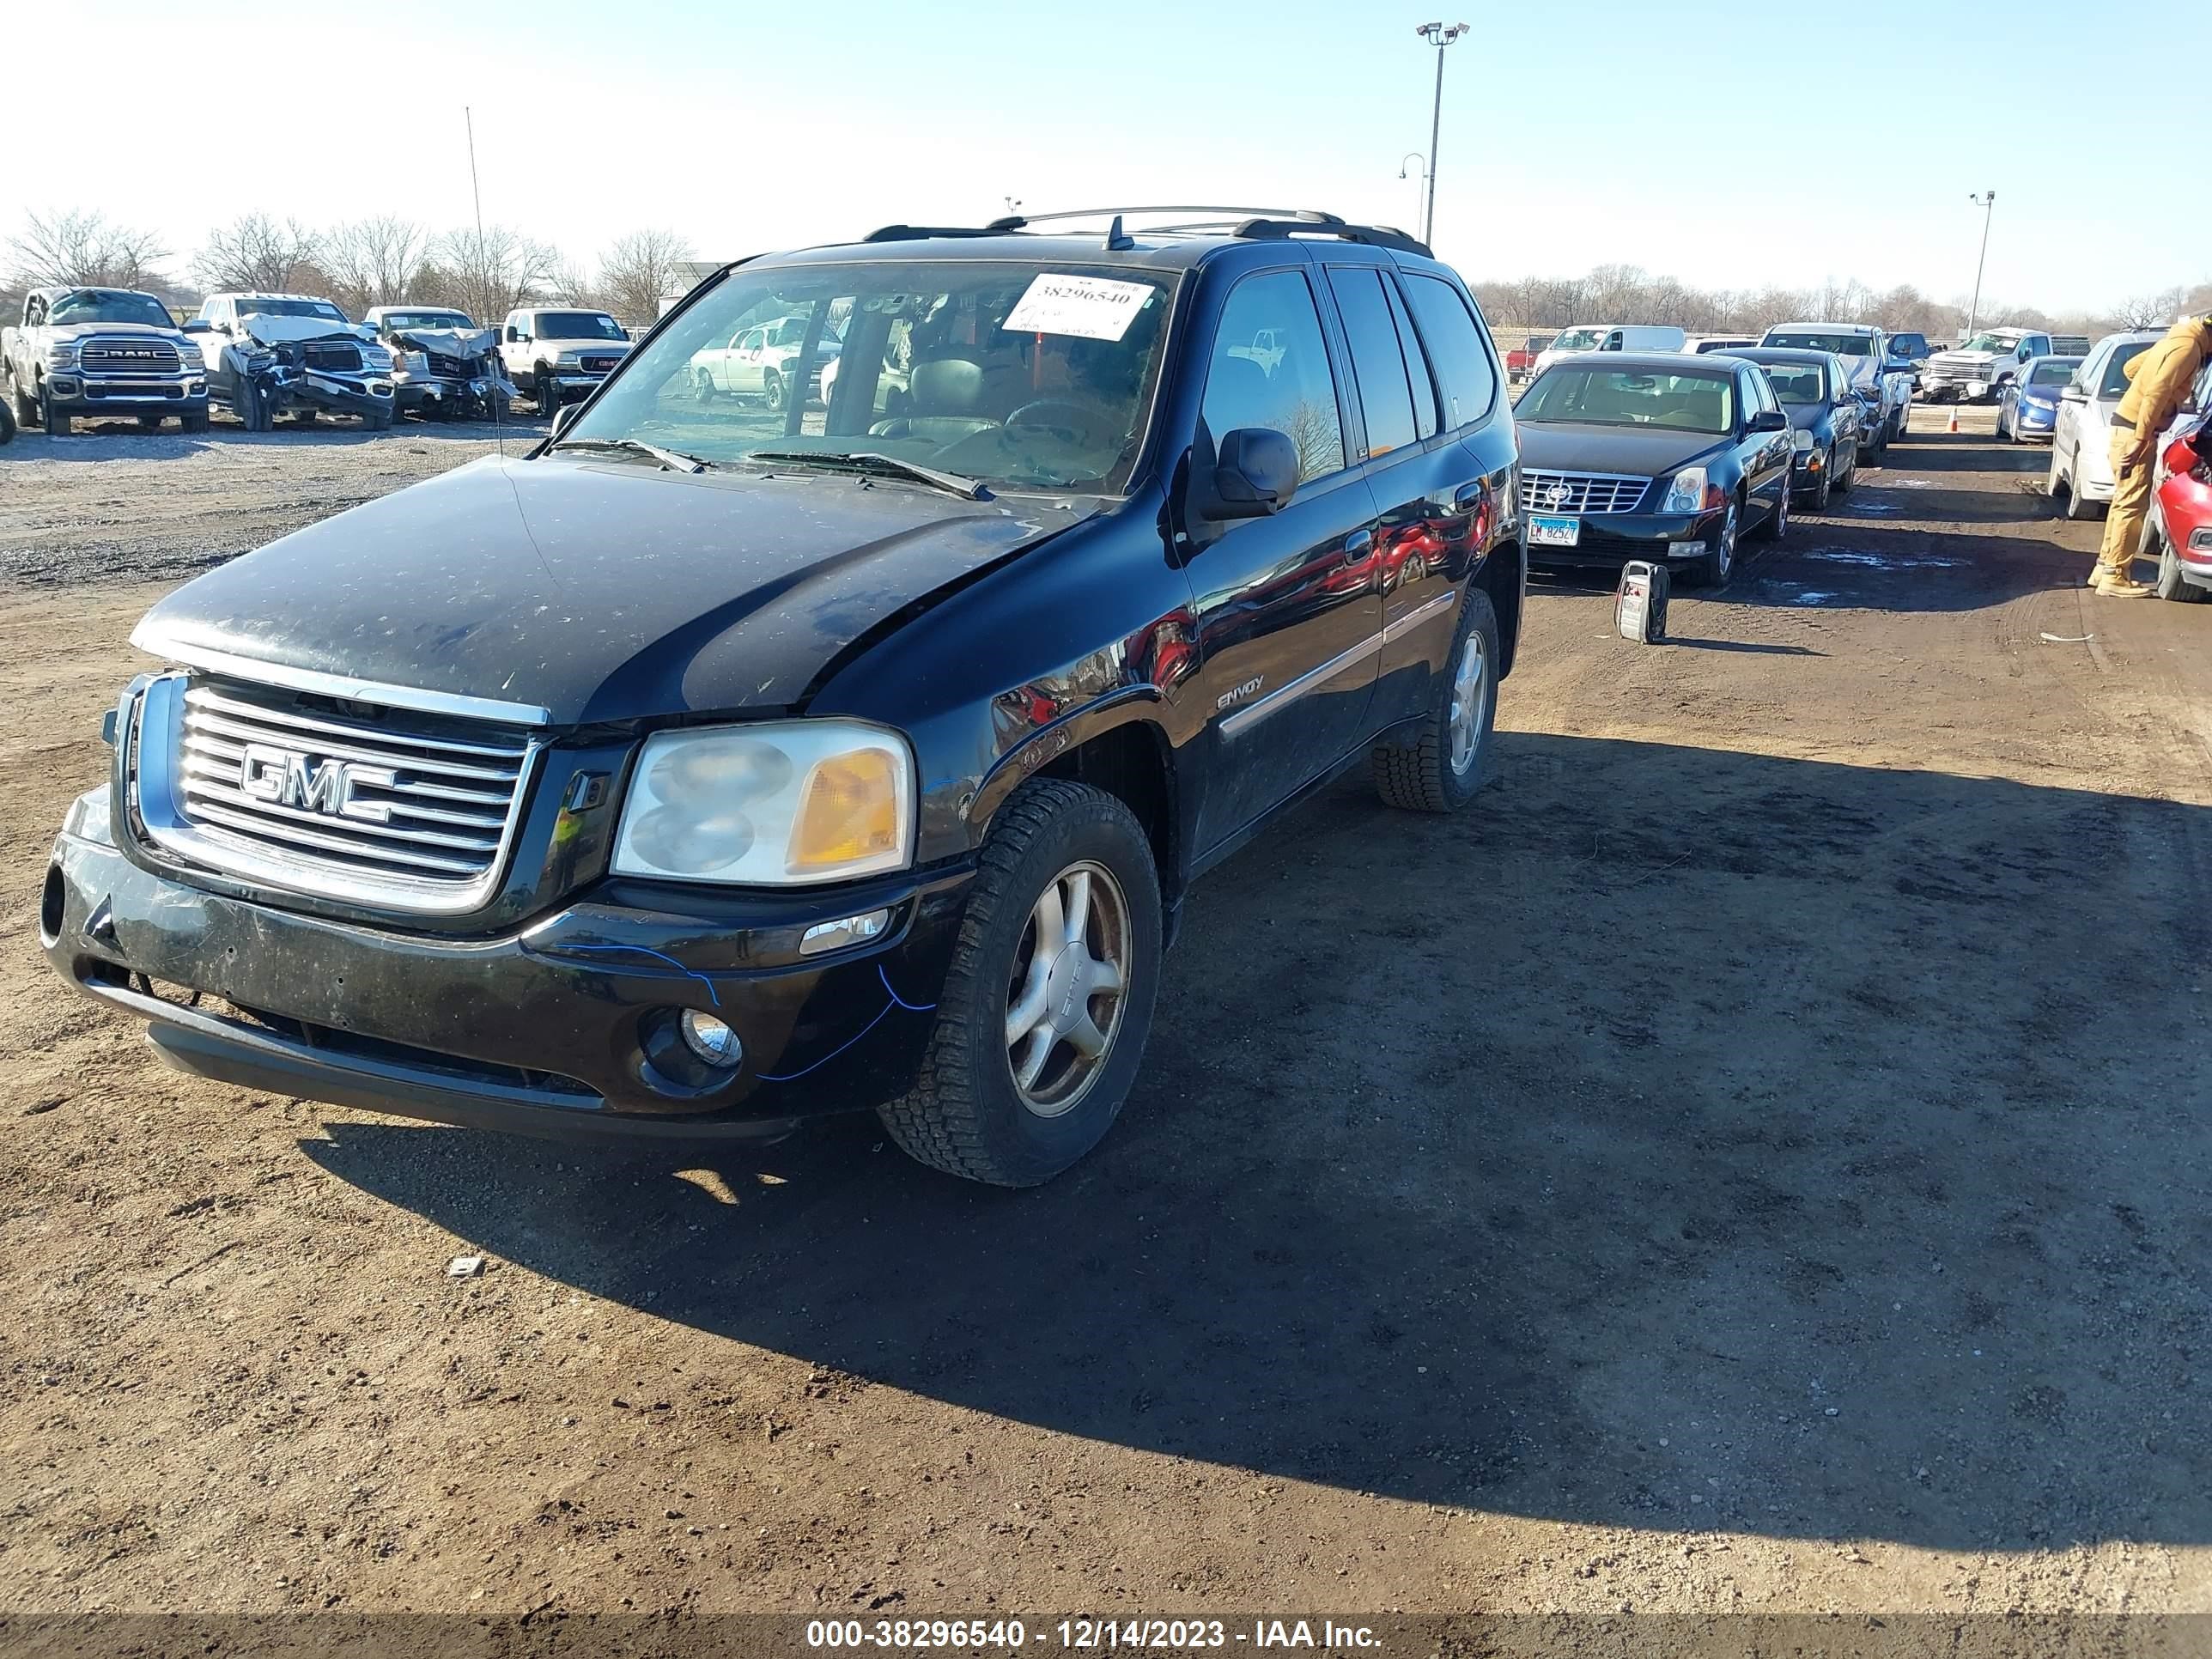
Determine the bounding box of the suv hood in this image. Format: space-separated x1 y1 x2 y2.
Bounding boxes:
535 337 631 356
134 456 1088 726
392 325 500 359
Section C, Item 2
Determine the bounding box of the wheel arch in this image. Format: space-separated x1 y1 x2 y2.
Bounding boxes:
1472 538 1525 679
973 697 1181 906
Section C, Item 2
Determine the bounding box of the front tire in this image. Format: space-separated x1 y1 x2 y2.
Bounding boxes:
535 366 559 418
1808 457 1832 512
1691 500 1739 587
878 778 1162 1187
1373 586 1499 813
41 385 70 436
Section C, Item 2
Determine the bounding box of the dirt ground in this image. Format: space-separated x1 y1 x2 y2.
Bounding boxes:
3 408 2211 1630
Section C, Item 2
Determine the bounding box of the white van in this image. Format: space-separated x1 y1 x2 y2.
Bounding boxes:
1533 324 1687 377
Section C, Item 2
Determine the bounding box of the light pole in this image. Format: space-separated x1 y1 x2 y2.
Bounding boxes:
1414 21 1468 248
1397 151 1428 234
1965 190 1996 340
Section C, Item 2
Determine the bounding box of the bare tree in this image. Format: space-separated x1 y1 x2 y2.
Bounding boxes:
193 214 324 294
7 209 170 290
2111 288 2187 331
324 217 428 317
435 225 560 323
596 228 696 327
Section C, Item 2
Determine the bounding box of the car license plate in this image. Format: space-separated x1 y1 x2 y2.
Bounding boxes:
1529 514 1580 548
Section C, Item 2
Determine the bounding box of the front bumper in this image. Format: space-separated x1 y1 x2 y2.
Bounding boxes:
1790 449 1831 495
1525 507 1727 570
40 787 971 1144
46 373 206 412
1922 370 1996 401
258 369 393 420
2012 402 2057 440
393 374 510 416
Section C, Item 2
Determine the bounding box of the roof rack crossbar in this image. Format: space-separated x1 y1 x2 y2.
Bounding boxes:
1231 217 1430 257
986 205 1334 230
861 209 1431 258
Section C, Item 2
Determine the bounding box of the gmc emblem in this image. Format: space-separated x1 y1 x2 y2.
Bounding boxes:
239 742 394 823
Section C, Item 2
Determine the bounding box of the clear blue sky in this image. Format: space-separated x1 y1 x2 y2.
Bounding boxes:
23 0 2209 314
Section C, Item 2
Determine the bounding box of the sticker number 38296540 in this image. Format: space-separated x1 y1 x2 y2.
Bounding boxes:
1000 273 1157 342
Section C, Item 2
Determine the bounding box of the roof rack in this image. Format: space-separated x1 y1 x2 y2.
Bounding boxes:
859 206 1431 258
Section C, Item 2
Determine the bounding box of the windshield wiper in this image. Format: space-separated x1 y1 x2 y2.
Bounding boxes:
747 449 990 501
553 437 714 474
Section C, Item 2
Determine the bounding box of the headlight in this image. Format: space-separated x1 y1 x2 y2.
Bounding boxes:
556 350 580 366
45 343 77 369
361 347 392 371
1791 428 1815 453
611 721 915 885
1661 465 1709 514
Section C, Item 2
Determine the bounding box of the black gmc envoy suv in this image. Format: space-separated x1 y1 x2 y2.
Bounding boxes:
40 208 1525 1186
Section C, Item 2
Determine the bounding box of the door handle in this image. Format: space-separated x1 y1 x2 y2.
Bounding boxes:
1341 530 1374 562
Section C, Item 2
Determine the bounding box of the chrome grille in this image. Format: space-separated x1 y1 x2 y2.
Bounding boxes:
579 355 620 374
1520 471 1650 515
301 342 363 371
137 674 538 915
81 337 181 374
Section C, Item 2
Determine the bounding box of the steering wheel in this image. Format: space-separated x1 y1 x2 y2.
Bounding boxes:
1004 398 1106 447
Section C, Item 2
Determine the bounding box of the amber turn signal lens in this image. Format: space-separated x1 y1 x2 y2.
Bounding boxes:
788 750 902 870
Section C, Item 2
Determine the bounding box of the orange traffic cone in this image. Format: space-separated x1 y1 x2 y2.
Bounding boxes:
1947 405 1960 434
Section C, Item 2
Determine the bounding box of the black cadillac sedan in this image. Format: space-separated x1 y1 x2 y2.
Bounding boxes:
1514 353 1793 587
1734 346 1863 510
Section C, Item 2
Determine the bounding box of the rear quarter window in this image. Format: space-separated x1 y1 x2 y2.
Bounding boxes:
1399 273 1498 430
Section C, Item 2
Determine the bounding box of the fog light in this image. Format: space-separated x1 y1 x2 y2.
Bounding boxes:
1668 542 1707 559
678 1010 742 1068
799 908 891 957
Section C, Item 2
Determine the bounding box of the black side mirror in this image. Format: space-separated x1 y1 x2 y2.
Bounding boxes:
1193 428 1299 520
182 319 212 335
1749 408 1789 433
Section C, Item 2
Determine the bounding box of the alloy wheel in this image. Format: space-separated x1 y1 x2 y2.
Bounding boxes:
1717 505 1737 580
1003 860 1131 1118
1448 629 1491 777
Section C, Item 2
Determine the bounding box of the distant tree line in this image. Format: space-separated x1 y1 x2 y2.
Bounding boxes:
1470 263 2211 346
1 208 698 329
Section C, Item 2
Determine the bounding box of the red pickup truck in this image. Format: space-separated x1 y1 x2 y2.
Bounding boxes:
1506 333 1554 385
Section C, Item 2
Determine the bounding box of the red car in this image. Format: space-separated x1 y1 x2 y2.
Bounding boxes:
2148 404 2212 605
1506 333 1553 386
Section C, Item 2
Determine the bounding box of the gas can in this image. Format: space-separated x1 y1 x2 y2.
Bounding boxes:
1615 560 1669 643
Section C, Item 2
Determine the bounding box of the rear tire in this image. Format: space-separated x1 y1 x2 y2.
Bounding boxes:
2063 468 2099 521
1752 482 1789 544
2153 525 2207 603
878 778 1162 1188
1372 586 1500 813
693 368 717 403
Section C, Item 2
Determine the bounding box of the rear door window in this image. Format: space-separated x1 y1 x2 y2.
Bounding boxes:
1325 267 1419 459
1381 277 1438 441
1202 270 1346 483
1400 275 1498 431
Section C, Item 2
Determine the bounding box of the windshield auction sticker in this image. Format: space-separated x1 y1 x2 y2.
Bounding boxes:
1002 274 1154 341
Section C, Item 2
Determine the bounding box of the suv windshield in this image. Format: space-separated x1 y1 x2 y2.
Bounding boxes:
235 297 348 322
50 290 173 328
382 310 473 331
1767 331 1872 356
1516 367 1736 434
536 313 626 341
1550 327 1605 352
565 260 1176 493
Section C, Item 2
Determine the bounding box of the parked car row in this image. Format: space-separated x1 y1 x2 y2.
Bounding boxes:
0 283 634 434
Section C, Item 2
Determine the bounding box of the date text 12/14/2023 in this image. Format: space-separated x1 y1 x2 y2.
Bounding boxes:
804 1620 1383 1650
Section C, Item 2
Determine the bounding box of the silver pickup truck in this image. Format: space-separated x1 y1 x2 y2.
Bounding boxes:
1 287 210 436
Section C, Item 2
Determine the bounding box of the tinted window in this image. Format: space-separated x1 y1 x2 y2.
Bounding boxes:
1201 270 1345 483
1381 277 1438 440
2101 341 2154 398
1325 268 1418 459
1401 274 1497 430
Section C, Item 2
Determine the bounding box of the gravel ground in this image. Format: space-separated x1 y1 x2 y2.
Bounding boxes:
3 408 2211 1636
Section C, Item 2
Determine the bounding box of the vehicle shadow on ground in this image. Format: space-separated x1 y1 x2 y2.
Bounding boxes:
1534 514 2085 617
308 732 2212 1551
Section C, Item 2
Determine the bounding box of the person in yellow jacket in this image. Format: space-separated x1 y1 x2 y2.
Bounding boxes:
2094 312 2212 597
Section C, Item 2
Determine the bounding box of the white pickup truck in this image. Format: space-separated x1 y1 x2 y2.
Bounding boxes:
1 287 209 436
499 307 632 416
